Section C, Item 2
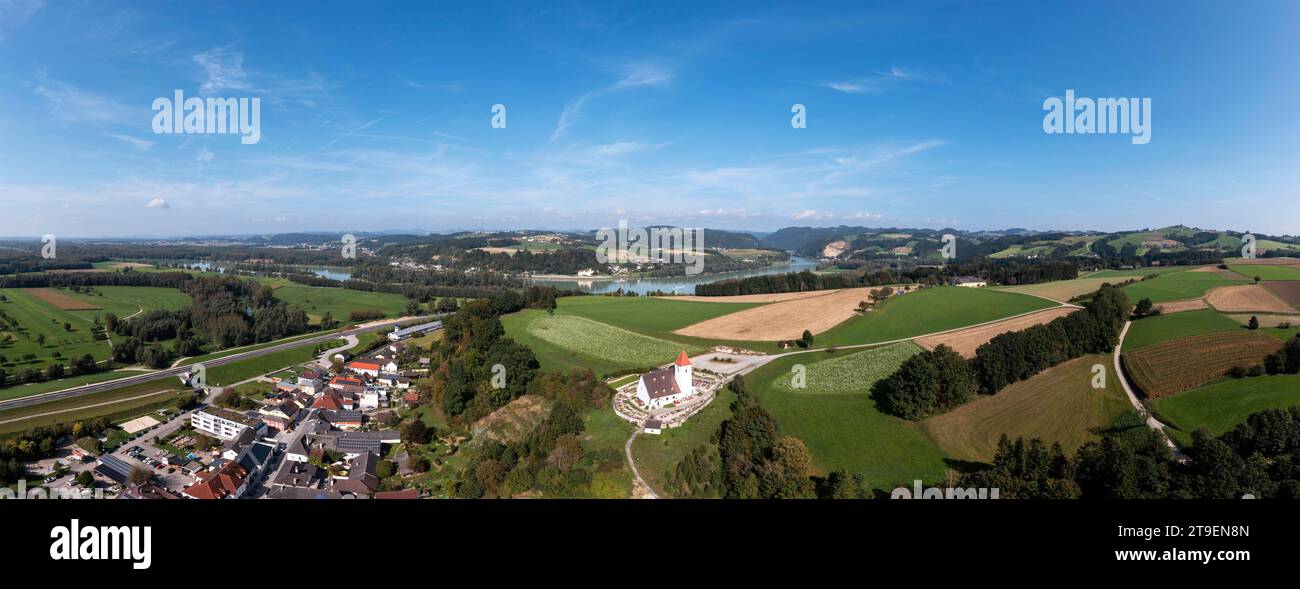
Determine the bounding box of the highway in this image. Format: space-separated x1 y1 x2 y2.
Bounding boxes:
0 315 441 412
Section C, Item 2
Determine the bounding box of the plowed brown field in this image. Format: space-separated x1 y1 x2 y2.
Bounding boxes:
1205 284 1295 313
916 307 1078 358
1122 331 1283 399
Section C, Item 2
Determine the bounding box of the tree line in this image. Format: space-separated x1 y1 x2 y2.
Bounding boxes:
875 283 1130 419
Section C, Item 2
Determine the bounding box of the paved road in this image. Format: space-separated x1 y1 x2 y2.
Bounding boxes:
0 315 436 412
1112 320 1186 461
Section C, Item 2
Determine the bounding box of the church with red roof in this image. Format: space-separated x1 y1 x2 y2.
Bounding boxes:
635 350 694 409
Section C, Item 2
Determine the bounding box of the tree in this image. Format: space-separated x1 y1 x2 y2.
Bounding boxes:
798 329 814 349
400 418 431 445
128 465 153 485
1248 316 1260 330
405 299 422 316
36 334 45 346
1134 298 1154 318
75 471 94 488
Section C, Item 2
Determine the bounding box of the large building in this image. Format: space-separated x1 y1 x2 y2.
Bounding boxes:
192 407 263 441
635 351 694 409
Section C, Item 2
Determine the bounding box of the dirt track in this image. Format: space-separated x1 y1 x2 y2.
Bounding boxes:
915 307 1078 357
672 287 878 340
1205 284 1295 313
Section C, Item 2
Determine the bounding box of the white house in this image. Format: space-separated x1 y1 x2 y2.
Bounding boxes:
191 407 263 441
635 351 694 409
954 276 987 288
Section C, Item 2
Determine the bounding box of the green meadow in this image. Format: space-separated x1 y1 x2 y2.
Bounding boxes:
1155 375 1300 437
1121 270 1245 303
1121 309 1242 351
272 285 410 323
1226 264 1300 281
815 286 1056 348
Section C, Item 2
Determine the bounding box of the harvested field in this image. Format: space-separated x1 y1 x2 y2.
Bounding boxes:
1154 299 1208 314
915 306 1077 358
1002 278 1111 302
673 287 878 340
22 288 100 310
1122 331 1283 399
1226 314 1300 328
1263 281 1300 307
1205 284 1295 313
1226 257 1300 265
1190 265 1247 280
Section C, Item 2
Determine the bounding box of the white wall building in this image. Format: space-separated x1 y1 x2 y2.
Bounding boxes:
192 407 263 441
635 351 694 409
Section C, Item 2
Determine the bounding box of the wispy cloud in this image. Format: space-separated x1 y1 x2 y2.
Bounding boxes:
31 72 130 126
106 133 155 151
823 65 948 94
551 62 672 141
0 0 43 43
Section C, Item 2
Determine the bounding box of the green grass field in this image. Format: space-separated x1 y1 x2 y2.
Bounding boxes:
505 312 692 374
1084 267 1191 279
1155 375 1300 437
1226 264 1300 281
631 384 736 496
272 285 410 323
0 288 113 372
769 342 921 395
558 296 760 333
815 287 1057 348
922 354 1132 462
1121 309 1242 351
1122 270 1245 303
581 408 636 498
203 339 341 386
0 369 149 401
64 286 191 321
0 379 184 434
748 351 948 491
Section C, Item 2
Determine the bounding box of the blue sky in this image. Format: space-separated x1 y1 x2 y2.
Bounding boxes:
1 0 1298 237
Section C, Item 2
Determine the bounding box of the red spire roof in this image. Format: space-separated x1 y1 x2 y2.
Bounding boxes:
674 350 691 366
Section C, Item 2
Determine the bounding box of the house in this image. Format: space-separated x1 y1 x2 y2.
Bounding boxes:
635 351 694 409
220 428 257 462
328 375 365 395
403 389 420 404
264 486 346 500
347 361 381 378
312 392 345 411
359 386 388 410
643 418 663 435
192 406 264 441
297 370 325 394
183 462 249 500
382 360 399 373
954 276 988 288
275 380 299 394
374 488 419 500
321 410 363 430
259 402 301 432
330 451 380 498
307 429 401 459
236 441 276 477
272 460 323 489
120 482 179 500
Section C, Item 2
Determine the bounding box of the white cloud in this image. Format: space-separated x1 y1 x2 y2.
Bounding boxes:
106 133 155 151
824 65 948 94
32 73 129 125
791 209 833 220
145 197 169 209
196 147 214 162
551 62 672 141
194 46 251 94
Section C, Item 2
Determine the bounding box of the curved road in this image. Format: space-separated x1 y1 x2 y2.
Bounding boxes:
0 315 440 412
1112 320 1185 461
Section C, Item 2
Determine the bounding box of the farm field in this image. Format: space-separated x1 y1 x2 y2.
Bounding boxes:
1262 281 1300 307
673 286 880 341
1226 264 1300 281
923 355 1132 462
768 342 921 395
1084 266 1191 279
1155 375 1300 437
916 306 1078 357
1153 299 1208 314
814 287 1057 349
1121 270 1246 303
504 311 697 374
1123 331 1283 399
1205 284 1295 313
1121 309 1242 351
560 295 760 334
272 285 409 323
64 286 191 321
748 352 948 490
1000 277 1110 302
0 287 110 372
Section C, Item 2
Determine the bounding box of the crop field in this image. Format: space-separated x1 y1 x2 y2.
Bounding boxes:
23 288 99 310
272 285 409 323
1263 281 1300 307
1205 284 1296 313
0 287 110 372
1152 299 1208 314
1000 278 1110 302
1085 266 1191 279
1121 270 1246 303
673 287 879 341
507 312 694 374
1123 331 1283 399
923 355 1132 462
1226 264 1300 281
749 352 948 490
916 307 1078 357
768 342 921 395
559 295 759 334
63 286 191 321
814 287 1057 348
1122 309 1243 351
1154 375 1300 437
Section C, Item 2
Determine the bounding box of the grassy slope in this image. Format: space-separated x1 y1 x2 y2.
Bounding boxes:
272 285 409 323
65 286 191 321
204 339 340 386
922 354 1132 462
1121 309 1242 351
748 350 948 491
1226 264 1300 281
1155 375 1300 437
0 369 149 401
0 288 110 371
1122 270 1245 303
815 286 1056 348
0 379 183 434
631 384 736 496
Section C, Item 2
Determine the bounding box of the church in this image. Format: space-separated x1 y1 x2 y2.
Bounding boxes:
635 350 694 409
